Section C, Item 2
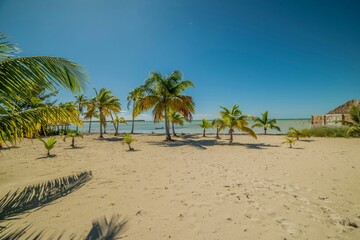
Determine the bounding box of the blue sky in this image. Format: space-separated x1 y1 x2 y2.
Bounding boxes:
0 0 359 120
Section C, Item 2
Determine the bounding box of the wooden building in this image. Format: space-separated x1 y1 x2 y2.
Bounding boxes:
311 99 360 127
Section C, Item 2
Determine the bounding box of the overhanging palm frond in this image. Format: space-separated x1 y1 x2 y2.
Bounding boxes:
0 56 88 100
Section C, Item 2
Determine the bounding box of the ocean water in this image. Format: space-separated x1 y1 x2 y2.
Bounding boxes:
72 119 311 135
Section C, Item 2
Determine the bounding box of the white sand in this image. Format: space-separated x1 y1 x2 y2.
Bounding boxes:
0 134 359 239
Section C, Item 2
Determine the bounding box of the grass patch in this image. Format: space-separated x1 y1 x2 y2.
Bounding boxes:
299 126 350 138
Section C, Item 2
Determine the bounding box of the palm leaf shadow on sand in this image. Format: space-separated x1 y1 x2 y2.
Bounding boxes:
0 171 92 220
0 214 127 240
85 214 127 240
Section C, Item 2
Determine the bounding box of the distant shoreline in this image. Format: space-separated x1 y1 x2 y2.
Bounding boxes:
81 118 311 123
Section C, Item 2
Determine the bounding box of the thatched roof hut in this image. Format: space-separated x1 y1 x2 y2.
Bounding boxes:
327 99 360 114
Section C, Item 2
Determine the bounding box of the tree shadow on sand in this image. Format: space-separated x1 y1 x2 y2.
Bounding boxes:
0 214 127 240
95 137 123 142
0 171 92 220
147 138 280 150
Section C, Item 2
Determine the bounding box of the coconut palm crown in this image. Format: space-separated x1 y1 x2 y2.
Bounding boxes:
220 104 257 144
137 71 195 141
252 111 280 135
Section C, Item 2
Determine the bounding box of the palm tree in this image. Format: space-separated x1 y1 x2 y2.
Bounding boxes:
282 137 297 148
59 102 79 132
252 111 280 135
137 71 195 141
169 111 186 136
91 88 121 139
212 118 226 139
220 105 257 144
288 127 307 140
74 94 88 131
198 119 212 137
111 115 127 136
127 87 144 134
0 33 88 144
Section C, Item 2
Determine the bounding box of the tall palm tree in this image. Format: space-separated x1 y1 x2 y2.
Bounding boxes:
212 118 226 139
127 87 144 134
252 111 280 135
91 88 121 139
0 33 88 144
74 94 88 131
198 119 212 137
220 105 257 144
168 111 186 137
137 71 195 141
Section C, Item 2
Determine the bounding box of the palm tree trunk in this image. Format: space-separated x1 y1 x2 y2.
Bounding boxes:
264 128 267 135
99 108 103 138
76 114 79 131
88 117 92 133
131 111 135 134
71 137 75 148
164 107 172 141
229 129 233 144
109 111 118 136
203 129 205 137
172 122 177 136
216 128 220 139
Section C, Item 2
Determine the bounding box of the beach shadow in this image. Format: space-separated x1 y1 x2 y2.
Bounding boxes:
229 143 280 149
147 139 221 150
64 146 84 150
299 139 315 142
125 149 141 152
96 137 123 142
0 214 126 240
36 154 57 159
85 214 127 240
0 171 92 221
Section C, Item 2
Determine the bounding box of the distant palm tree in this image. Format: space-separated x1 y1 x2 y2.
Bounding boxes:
127 87 144 134
137 71 195 141
91 88 121 139
252 111 280 135
198 119 212 137
212 118 226 139
74 94 88 131
84 98 99 133
220 105 257 144
169 111 186 136
59 102 79 132
112 115 127 136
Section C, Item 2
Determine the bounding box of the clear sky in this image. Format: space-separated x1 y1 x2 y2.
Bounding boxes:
1 0 359 120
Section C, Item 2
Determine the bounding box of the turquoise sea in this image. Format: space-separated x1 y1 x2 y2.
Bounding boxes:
73 119 311 135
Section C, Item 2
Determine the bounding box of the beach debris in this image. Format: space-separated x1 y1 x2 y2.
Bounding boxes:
136 210 142 216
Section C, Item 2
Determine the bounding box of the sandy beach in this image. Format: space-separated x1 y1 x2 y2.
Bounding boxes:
0 134 359 239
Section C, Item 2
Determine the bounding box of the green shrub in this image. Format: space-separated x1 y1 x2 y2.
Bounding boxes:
301 126 349 138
